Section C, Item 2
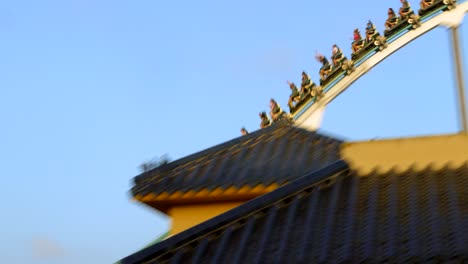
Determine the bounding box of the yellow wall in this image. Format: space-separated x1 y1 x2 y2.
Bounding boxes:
167 202 243 235
341 134 468 174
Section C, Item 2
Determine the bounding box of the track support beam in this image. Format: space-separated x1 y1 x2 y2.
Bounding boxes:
450 26 468 134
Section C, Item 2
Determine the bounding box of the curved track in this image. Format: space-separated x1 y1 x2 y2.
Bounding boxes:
294 1 468 131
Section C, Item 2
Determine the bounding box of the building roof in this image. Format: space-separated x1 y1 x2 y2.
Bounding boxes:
132 122 343 210
120 160 468 263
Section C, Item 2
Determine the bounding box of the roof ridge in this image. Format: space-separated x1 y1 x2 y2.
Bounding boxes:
135 123 287 180
120 160 349 264
135 123 344 184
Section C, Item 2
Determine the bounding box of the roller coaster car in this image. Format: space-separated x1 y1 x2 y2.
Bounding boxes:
289 85 324 114
352 33 387 60
319 56 355 86
351 39 365 58
290 92 310 114
332 50 346 68
334 52 355 76
418 0 456 16
384 9 420 37
351 44 366 61
352 39 365 51
272 111 289 123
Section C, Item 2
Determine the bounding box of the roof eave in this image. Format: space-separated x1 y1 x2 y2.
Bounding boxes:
132 183 283 213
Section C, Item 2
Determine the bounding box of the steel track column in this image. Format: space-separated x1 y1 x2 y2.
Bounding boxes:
450 26 468 134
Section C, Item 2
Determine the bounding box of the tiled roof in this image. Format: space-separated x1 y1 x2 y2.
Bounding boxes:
120 161 468 264
132 122 343 204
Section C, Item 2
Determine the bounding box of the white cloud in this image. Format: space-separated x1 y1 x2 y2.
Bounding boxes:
32 237 66 259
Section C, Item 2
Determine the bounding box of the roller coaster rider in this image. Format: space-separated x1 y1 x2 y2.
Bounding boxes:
269 98 284 122
331 44 345 67
352 29 365 53
259 111 271 129
366 20 378 42
316 53 332 81
300 71 314 99
399 0 412 19
385 8 399 30
420 0 434 9
287 81 301 110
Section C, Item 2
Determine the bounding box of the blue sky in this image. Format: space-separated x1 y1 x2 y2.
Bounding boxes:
0 0 466 263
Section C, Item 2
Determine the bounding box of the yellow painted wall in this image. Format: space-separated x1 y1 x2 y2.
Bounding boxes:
167 202 243 235
341 134 468 174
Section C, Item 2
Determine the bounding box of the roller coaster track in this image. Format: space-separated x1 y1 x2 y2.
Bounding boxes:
293 1 468 131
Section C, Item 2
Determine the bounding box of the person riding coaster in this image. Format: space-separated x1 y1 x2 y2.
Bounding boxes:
365 20 379 43
269 98 285 122
331 44 345 67
315 53 332 81
420 0 434 9
300 71 315 99
287 81 301 111
240 127 249 136
259 111 271 129
349 20 386 54
399 0 413 19
301 71 324 100
385 8 399 30
352 29 365 53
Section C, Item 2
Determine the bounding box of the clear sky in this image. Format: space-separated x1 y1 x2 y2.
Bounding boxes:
1 0 466 263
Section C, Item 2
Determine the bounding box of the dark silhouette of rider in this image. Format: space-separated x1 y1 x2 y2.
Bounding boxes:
259 112 271 129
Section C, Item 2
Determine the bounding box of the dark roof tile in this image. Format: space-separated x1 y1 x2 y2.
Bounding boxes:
120 161 468 263
133 123 343 197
